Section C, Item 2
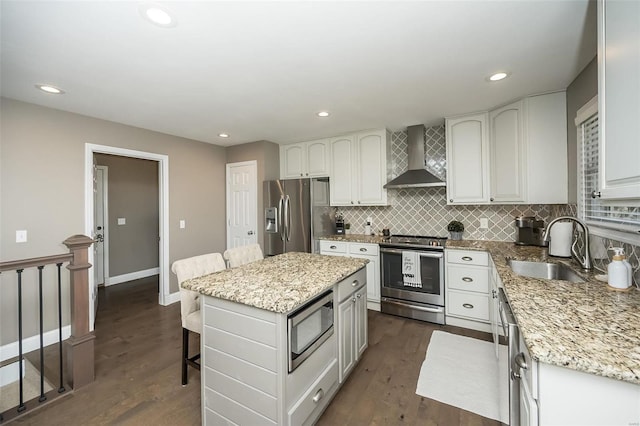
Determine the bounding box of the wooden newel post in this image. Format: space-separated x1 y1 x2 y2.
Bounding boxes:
62 234 96 389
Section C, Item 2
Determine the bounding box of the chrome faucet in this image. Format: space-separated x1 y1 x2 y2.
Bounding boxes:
543 216 592 270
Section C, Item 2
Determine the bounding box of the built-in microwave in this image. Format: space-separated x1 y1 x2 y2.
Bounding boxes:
287 290 334 373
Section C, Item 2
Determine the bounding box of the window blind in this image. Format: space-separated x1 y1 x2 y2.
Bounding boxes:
579 113 640 232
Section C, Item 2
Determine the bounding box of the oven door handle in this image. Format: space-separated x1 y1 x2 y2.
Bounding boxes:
380 248 443 258
382 298 444 314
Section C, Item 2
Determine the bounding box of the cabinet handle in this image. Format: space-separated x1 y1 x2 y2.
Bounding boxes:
359 247 367 252
461 256 473 261
351 201 354 204
449 199 453 202
352 297 356 303
462 303 474 309
462 277 473 282
330 245 337 249
352 280 359 287
300 173 304 177
312 388 324 403
357 294 362 299
490 197 494 202
515 353 528 371
591 190 601 199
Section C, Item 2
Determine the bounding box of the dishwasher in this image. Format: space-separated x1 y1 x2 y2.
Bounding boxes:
498 288 520 426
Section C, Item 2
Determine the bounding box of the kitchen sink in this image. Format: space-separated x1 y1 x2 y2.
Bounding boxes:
507 259 585 283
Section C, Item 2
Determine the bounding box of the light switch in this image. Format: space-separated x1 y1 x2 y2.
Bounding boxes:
16 230 27 243
479 218 489 229
117 218 126 225
179 220 186 229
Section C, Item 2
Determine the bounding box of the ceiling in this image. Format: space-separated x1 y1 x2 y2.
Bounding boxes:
0 1 596 147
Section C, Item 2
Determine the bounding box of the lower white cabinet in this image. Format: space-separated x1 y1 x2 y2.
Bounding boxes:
320 240 381 310
445 249 491 332
337 280 367 382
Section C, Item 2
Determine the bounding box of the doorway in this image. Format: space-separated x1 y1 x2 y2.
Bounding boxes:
85 144 170 331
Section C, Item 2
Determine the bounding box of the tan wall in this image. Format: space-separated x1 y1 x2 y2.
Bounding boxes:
95 154 159 277
0 98 227 344
566 56 598 204
225 141 280 248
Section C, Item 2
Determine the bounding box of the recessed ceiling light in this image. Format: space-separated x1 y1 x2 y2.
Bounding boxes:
218 133 229 138
317 111 330 117
139 3 177 28
488 72 509 82
35 84 65 94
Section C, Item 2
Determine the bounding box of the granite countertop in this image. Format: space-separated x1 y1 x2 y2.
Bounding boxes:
319 234 385 244
447 240 640 385
181 252 368 314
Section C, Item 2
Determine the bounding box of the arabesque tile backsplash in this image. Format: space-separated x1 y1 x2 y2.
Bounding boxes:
337 126 639 285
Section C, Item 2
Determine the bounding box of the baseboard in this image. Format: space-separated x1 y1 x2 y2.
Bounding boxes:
367 300 381 312
0 325 71 363
163 291 180 306
107 267 159 286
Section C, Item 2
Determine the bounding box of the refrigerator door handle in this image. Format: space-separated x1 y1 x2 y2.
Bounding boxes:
278 196 285 242
285 195 292 242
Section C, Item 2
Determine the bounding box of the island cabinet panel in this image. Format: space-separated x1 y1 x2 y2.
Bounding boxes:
204 387 277 425
204 346 277 395
204 327 278 371
203 303 277 346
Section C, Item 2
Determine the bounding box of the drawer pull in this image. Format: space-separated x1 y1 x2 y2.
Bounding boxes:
462 277 473 283
462 303 474 309
461 256 473 261
352 280 359 287
359 247 367 252
312 388 325 403
330 245 337 249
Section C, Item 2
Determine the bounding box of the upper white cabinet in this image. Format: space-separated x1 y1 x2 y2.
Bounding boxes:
597 0 640 200
446 92 567 205
280 139 330 179
489 100 526 203
445 113 490 204
330 129 388 206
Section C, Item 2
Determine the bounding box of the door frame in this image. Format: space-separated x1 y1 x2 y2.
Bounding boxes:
225 160 258 249
85 144 170 331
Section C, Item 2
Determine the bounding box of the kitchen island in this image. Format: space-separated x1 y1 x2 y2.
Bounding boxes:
182 252 368 426
447 240 640 425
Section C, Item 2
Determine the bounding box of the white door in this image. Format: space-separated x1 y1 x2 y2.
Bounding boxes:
92 163 108 322
226 161 258 249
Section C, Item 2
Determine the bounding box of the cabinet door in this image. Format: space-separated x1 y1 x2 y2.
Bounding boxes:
356 130 387 205
446 114 490 204
281 143 306 178
489 101 525 203
330 135 355 206
338 297 355 382
355 286 368 359
306 139 330 177
598 0 640 200
519 376 539 426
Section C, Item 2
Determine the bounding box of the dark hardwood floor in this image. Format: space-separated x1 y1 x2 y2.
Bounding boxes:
13 277 502 425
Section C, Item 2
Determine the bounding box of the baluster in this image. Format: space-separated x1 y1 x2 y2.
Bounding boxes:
37 265 47 402
56 262 65 393
17 268 26 412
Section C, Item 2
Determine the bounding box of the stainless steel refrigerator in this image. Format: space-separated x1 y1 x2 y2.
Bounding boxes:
264 177 333 256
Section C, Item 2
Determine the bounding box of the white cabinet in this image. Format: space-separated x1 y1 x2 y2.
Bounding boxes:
330 129 388 206
445 249 491 332
446 113 490 204
320 240 380 310
336 278 367 382
446 92 567 205
488 256 502 358
597 0 640 200
280 139 330 179
489 100 526 203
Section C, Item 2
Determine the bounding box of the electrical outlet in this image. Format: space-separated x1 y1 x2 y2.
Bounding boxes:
16 230 27 243
179 220 186 229
479 218 489 229
117 218 126 225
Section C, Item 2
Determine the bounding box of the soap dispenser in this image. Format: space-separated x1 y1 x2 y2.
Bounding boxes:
608 248 631 289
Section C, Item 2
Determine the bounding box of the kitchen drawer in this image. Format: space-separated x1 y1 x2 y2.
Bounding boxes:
288 359 338 426
319 240 348 254
446 249 489 266
348 242 379 256
447 265 489 293
447 290 489 322
336 268 366 302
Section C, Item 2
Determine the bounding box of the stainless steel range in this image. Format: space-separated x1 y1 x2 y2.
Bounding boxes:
380 234 446 324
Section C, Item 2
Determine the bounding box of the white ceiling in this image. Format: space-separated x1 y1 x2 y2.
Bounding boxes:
0 1 596 147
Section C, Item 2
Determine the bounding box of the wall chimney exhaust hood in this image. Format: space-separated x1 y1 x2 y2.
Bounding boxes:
384 124 446 189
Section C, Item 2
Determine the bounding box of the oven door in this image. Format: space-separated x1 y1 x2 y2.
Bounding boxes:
380 248 444 306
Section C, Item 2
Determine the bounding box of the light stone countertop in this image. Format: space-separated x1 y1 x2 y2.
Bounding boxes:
447 240 640 385
318 234 386 244
181 252 368 314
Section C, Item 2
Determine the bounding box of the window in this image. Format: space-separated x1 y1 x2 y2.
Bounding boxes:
577 96 640 243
